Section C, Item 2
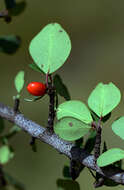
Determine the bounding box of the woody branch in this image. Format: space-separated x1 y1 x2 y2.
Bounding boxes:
0 102 124 185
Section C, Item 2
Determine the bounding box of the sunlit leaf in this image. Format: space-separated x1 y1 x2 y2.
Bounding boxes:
0 35 21 54
57 100 93 124
112 116 124 140
53 74 71 101
54 117 91 141
88 82 121 117
0 145 14 164
29 23 71 74
97 148 124 167
14 71 24 93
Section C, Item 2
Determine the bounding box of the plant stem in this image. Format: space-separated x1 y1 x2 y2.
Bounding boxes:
46 75 55 133
94 118 102 162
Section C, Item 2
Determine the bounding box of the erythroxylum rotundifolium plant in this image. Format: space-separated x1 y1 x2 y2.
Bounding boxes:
13 23 124 169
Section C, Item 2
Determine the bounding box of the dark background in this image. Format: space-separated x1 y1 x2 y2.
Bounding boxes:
1 0 124 189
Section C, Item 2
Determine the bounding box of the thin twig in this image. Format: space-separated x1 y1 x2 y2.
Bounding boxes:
46 75 56 133
13 98 20 113
93 119 102 162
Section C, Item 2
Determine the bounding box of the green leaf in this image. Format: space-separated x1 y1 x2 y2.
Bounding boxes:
14 71 25 93
9 1 26 16
112 116 124 140
88 82 121 117
0 35 21 54
53 74 71 101
0 145 14 164
4 172 25 190
29 63 44 73
97 148 124 167
29 23 71 74
0 117 5 134
57 100 93 124
54 117 91 141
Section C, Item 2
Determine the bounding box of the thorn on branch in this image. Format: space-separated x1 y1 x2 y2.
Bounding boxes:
30 137 37 152
13 98 20 113
92 119 102 162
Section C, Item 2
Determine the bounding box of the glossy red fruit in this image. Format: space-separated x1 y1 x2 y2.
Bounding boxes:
27 82 46 96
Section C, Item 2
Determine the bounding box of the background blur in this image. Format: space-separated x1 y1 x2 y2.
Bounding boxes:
1 0 124 189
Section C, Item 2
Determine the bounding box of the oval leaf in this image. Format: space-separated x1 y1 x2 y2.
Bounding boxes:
88 82 121 117
57 100 93 124
54 117 91 141
112 116 124 140
53 74 71 101
14 71 25 93
0 145 14 164
97 148 124 167
29 23 71 74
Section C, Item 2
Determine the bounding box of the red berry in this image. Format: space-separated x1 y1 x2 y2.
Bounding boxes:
27 82 46 96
